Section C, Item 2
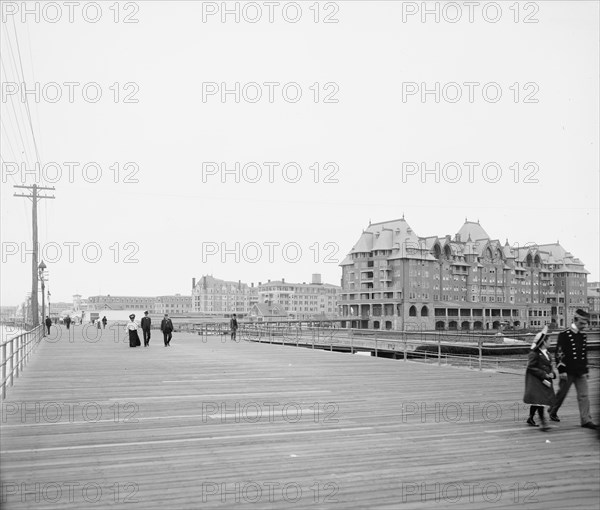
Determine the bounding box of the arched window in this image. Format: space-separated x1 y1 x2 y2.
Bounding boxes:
421 305 429 317
433 244 441 259
444 245 452 259
409 305 417 317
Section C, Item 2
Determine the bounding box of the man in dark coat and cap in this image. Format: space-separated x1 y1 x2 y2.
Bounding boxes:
549 309 597 429
141 311 151 347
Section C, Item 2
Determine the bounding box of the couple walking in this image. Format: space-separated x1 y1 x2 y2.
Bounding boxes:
524 309 597 431
125 312 174 347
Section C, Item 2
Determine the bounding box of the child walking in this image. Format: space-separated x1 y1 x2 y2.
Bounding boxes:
524 326 556 431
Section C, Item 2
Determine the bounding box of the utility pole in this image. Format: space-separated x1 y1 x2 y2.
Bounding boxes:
14 184 55 327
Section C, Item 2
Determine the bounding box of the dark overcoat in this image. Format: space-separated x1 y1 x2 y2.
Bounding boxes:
523 349 555 406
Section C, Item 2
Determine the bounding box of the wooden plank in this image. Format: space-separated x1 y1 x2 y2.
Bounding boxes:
1 325 598 509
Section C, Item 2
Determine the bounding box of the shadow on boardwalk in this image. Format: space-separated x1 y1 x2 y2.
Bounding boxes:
1 325 599 509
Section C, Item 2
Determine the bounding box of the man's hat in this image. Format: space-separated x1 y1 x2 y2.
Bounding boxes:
129 314 135 320
144 310 149 314
531 325 549 350
574 309 590 320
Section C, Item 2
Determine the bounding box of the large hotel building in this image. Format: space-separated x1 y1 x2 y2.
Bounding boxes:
339 218 589 331
191 276 258 316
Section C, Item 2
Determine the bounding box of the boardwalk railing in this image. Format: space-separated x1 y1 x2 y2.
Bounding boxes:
1 325 44 400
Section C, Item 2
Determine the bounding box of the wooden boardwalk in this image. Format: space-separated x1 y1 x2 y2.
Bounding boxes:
1 325 599 509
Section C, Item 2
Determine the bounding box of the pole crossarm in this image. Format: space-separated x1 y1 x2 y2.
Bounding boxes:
14 194 55 199
13 185 56 191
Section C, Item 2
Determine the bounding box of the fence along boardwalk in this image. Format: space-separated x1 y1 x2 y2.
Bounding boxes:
1 325 598 509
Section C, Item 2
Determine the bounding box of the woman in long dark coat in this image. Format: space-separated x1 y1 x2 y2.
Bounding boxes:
125 314 142 348
524 326 556 430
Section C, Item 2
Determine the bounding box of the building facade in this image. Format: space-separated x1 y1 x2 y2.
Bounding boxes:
257 274 340 320
248 302 287 321
86 295 156 312
339 218 589 331
192 276 258 317
154 294 192 315
587 282 600 328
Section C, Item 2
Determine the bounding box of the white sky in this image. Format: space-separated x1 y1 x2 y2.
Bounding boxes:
1 0 598 305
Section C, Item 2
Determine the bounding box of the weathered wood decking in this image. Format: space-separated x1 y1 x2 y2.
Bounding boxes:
1 325 599 509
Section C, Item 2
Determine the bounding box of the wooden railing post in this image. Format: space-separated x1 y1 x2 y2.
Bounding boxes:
1 342 6 399
8 338 14 388
15 335 21 379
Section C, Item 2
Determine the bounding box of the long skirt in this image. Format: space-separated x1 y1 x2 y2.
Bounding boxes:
129 329 141 347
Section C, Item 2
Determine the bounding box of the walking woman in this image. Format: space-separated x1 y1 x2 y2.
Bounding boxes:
524 326 556 430
125 314 142 348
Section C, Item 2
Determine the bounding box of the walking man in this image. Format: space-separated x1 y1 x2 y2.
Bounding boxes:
549 309 597 429
44 316 52 335
161 313 173 347
141 311 151 347
64 315 71 330
230 314 238 341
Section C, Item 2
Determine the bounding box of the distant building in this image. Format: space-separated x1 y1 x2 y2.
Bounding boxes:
0 306 18 319
587 282 600 328
339 217 589 331
87 295 156 312
257 274 340 320
248 302 287 321
154 294 192 315
48 301 74 316
192 276 258 317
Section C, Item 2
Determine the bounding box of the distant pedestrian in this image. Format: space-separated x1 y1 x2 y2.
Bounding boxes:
141 311 151 347
230 314 238 341
161 313 173 347
64 316 72 330
44 316 52 335
97 318 101 329
54 317 58 324
549 309 598 429
102 316 107 329
523 326 555 430
125 314 141 348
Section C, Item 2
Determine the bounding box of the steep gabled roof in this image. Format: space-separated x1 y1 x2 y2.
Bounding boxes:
457 220 490 241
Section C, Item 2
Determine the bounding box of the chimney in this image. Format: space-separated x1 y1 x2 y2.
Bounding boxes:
192 277 196 289
282 278 285 283
312 273 322 285
258 282 262 286
268 279 271 283
251 282 254 287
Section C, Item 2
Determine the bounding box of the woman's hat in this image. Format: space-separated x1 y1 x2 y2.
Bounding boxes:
530 325 549 350
129 314 135 320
